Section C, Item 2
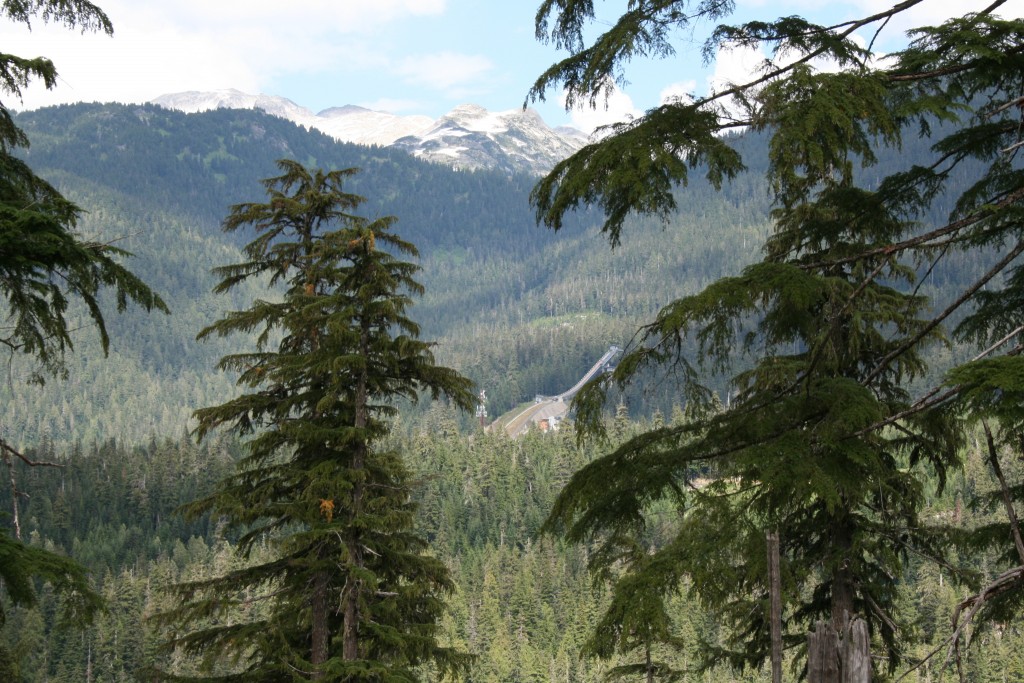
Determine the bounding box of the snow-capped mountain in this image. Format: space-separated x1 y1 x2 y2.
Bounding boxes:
390 104 589 175
149 90 587 175
151 89 316 123
149 90 434 147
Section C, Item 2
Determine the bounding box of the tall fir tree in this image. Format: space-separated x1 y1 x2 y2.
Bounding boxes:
157 160 475 682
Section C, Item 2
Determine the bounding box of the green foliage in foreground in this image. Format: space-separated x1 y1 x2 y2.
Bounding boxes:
528 0 1024 677
0 1 166 675
0 4 167 384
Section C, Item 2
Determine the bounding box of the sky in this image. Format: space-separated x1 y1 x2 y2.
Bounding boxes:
1 0 1019 133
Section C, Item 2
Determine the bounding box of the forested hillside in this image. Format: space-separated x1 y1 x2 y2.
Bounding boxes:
3 103 986 447
3 103 773 446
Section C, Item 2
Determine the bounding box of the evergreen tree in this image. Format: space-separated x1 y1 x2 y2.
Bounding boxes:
528 0 1024 677
0 1 166 671
157 160 475 682
1 0 167 383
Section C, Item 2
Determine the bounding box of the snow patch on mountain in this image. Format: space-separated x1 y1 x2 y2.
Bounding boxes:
312 105 434 147
151 90 587 174
151 89 315 122
150 90 431 147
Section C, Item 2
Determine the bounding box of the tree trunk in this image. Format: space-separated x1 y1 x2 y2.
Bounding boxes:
828 513 857 629
311 568 329 678
767 529 783 683
831 565 855 634
342 440 365 662
842 618 871 683
343 321 371 661
342 565 360 660
808 621 840 683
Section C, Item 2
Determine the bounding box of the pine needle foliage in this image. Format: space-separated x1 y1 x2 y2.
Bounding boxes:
155 160 475 682
0 526 103 626
1 1 164 672
529 0 1024 676
548 197 962 670
0 0 165 383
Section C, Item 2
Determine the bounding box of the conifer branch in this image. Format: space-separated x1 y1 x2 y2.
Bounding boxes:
798 185 1024 272
1000 140 1024 155
977 0 1009 16
985 93 1024 119
863 240 1024 387
699 0 928 112
926 417 1024 680
886 45 1024 83
944 565 1024 679
854 333 1024 438
894 638 950 682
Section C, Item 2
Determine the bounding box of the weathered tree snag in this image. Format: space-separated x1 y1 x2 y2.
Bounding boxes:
808 621 841 683
842 618 871 683
807 616 871 683
2 440 65 542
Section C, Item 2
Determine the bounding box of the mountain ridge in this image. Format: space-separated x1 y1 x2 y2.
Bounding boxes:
149 89 587 174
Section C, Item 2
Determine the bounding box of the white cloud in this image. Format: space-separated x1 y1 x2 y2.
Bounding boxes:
703 28 887 103
707 44 770 96
660 80 697 105
847 0 1024 36
0 0 449 110
561 80 643 134
131 0 447 32
394 52 494 93
731 0 1024 53
359 98 425 114
0 19 255 108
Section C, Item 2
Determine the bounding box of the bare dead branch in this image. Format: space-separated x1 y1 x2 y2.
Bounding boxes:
982 421 1024 564
894 633 954 682
943 566 1024 677
986 94 1024 119
0 439 64 468
1001 140 1024 155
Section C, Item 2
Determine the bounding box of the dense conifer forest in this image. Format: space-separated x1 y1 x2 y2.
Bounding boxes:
2 415 1023 681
